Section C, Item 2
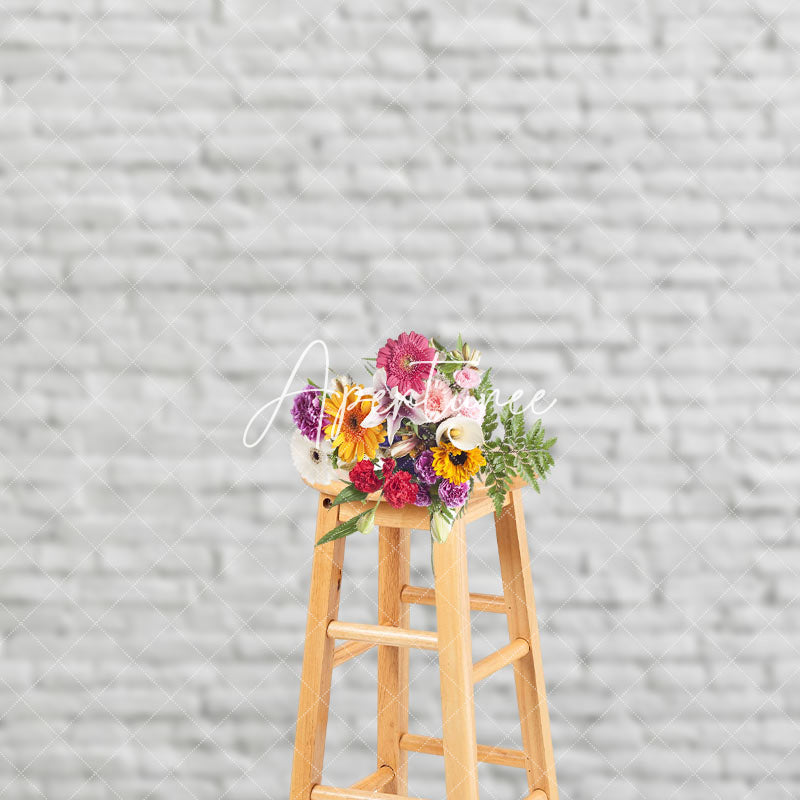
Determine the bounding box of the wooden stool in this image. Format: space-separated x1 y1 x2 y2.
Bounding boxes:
290 477 558 800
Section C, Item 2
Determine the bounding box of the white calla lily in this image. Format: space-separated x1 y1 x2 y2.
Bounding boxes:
435 416 484 450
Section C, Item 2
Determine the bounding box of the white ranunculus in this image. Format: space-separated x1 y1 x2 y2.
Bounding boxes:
435 416 484 451
290 429 336 484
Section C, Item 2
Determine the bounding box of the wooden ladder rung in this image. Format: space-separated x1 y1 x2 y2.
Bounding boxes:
311 786 428 800
349 765 394 791
400 585 507 614
472 637 530 683
327 620 438 650
398 733 528 769
333 640 375 667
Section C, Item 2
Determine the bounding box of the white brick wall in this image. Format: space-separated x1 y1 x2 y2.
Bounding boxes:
2 0 799 798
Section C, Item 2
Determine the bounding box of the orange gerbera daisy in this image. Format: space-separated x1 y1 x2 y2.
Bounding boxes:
324 384 385 463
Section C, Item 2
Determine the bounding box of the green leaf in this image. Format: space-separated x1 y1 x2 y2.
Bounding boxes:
317 514 361 547
476 367 492 395
476 369 498 440
437 361 460 380
488 481 506 516
482 401 498 440
316 512 366 545
513 411 525 445
330 484 369 507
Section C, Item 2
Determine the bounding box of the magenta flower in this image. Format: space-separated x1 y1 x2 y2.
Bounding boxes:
376 331 437 395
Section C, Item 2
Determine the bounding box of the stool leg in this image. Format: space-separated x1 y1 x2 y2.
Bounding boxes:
290 496 346 800
433 518 480 800
495 490 559 800
377 526 411 793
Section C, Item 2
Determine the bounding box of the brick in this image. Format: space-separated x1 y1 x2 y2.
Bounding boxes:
0 2 797 797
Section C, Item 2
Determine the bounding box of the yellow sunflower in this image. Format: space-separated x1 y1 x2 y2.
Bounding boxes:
431 442 486 484
324 385 385 463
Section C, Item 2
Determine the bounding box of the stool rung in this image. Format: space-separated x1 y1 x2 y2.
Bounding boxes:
400 585 507 614
328 620 438 650
399 733 528 769
472 637 530 683
333 640 375 667
527 792 548 800
312 786 428 800
350 765 394 791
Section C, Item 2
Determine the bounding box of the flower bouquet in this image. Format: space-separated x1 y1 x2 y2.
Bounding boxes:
289 332 556 546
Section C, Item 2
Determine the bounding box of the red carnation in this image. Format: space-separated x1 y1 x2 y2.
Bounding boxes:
383 470 417 509
349 459 383 493
381 457 396 477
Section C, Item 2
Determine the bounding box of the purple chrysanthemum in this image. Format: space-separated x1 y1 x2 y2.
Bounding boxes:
291 385 327 441
438 479 470 508
414 450 437 485
414 485 432 507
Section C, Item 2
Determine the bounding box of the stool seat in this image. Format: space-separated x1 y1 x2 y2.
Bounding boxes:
290 482 559 800
302 476 527 530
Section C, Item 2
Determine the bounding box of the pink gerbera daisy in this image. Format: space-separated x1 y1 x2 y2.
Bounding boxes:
376 332 437 395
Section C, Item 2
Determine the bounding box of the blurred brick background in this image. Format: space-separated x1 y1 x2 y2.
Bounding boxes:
2 0 800 799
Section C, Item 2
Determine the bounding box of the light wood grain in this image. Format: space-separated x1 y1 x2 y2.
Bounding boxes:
311 786 428 800
400 585 507 613
495 489 559 800
327 620 438 650
462 493 507 523
399 733 527 769
433 517 480 800
333 489 513 530
289 496 346 800
349 765 394 792
292 478 560 800
337 499 430 529
332 640 375 667
377 526 411 793
472 637 530 684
